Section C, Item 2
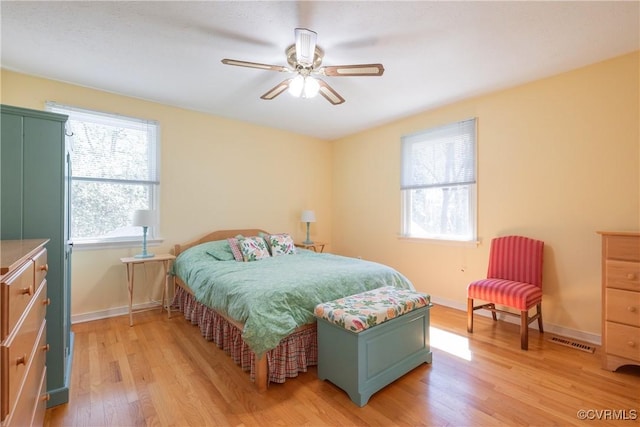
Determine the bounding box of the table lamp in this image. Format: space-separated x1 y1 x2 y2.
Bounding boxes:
300 210 316 244
132 209 156 258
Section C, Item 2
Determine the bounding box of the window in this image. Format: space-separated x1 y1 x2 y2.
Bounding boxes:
400 118 477 241
46 102 160 246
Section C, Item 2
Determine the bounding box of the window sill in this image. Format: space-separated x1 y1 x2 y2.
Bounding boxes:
72 238 164 251
397 235 481 247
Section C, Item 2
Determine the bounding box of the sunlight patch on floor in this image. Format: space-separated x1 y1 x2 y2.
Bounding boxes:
430 327 472 361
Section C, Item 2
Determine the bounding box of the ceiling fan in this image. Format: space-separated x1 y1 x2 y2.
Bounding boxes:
221 28 385 105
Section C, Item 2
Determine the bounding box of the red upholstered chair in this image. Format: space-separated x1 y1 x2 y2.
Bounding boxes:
467 235 544 350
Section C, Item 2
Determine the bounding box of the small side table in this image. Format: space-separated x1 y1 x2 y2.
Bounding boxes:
295 242 326 253
120 253 176 326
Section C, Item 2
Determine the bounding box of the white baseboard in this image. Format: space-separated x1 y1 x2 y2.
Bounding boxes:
71 300 163 324
72 295 602 346
430 295 601 346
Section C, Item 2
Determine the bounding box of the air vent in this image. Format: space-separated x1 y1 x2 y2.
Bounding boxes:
548 336 595 353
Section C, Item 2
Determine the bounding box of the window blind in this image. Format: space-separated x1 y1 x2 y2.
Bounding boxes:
401 118 476 190
46 101 159 184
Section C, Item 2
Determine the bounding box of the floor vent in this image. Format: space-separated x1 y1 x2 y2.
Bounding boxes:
548 336 595 353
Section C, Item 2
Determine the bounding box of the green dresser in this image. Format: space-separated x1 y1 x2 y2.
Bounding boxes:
1 104 73 407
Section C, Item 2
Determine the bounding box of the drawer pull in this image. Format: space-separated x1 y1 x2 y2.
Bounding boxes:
627 273 636 280
39 264 49 272
628 341 637 348
629 306 637 313
16 354 27 366
41 343 50 352
43 297 51 306
20 285 34 296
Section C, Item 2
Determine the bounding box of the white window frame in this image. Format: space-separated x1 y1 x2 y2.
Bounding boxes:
400 118 477 243
46 102 161 249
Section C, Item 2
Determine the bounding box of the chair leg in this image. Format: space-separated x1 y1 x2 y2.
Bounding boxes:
490 303 497 321
467 298 474 332
520 310 528 350
537 303 544 333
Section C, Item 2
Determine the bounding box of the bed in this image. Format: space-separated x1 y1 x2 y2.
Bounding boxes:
171 229 414 392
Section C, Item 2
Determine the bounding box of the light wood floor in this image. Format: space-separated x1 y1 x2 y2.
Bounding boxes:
45 305 640 426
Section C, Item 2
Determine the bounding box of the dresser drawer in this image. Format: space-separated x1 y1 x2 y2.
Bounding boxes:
30 366 48 427
1 261 35 341
0 280 47 421
606 288 640 327
605 322 640 362
3 321 47 427
605 260 640 292
605 234 640 262
33 248 48 294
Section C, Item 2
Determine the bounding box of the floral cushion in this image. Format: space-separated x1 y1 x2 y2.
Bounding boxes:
266 233 297 256
238 236 271 262
314 286 430 333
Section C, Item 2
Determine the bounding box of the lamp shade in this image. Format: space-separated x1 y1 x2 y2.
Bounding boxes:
303 77 320 98
288 75 320 99
132 209 157 227
288 75 305 97
300 210 316 223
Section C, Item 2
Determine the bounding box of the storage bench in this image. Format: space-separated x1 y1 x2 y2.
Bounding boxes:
314 286 432 406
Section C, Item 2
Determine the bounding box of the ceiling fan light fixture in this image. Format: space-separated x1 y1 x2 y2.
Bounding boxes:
288 75 320 99
288 74 305 97
303 76 320 98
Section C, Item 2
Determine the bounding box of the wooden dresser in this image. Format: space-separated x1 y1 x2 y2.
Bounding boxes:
598 231 640 371
1 239 50 426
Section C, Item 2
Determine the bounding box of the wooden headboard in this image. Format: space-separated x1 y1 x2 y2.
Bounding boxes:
173 229 269 256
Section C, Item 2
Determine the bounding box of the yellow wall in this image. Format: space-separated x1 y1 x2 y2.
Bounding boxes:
2 51 638 339
331 52 639 340
1 70 332 319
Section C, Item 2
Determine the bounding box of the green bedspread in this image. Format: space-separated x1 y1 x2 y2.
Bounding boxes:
173 244 414 356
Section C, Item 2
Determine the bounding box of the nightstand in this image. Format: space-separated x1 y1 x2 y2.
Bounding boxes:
120 253 176 326
296 242 326 253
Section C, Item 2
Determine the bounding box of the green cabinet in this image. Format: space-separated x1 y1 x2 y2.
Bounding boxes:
1 104 73 407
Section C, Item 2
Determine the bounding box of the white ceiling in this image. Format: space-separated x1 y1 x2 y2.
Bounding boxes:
1 1 638 140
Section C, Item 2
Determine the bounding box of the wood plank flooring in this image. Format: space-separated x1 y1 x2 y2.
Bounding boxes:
45 305 640 426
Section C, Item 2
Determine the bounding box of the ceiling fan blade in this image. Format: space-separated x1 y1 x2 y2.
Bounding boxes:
222 59 289 73
295 28 317 67
317 79 345 105
319 63 385 77
260 79 292 100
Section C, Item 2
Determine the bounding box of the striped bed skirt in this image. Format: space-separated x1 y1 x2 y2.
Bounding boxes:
172 286 318 384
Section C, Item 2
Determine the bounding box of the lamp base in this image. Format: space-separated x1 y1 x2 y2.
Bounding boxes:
304 222 313 246
135 226 154 259
134 252 155 259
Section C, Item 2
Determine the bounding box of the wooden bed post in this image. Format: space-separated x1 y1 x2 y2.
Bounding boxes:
255 355 268 392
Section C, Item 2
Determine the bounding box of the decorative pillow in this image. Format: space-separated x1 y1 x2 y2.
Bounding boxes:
227 237 244 262
238 236 271 262
203 240 236 261
267 233 297 256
